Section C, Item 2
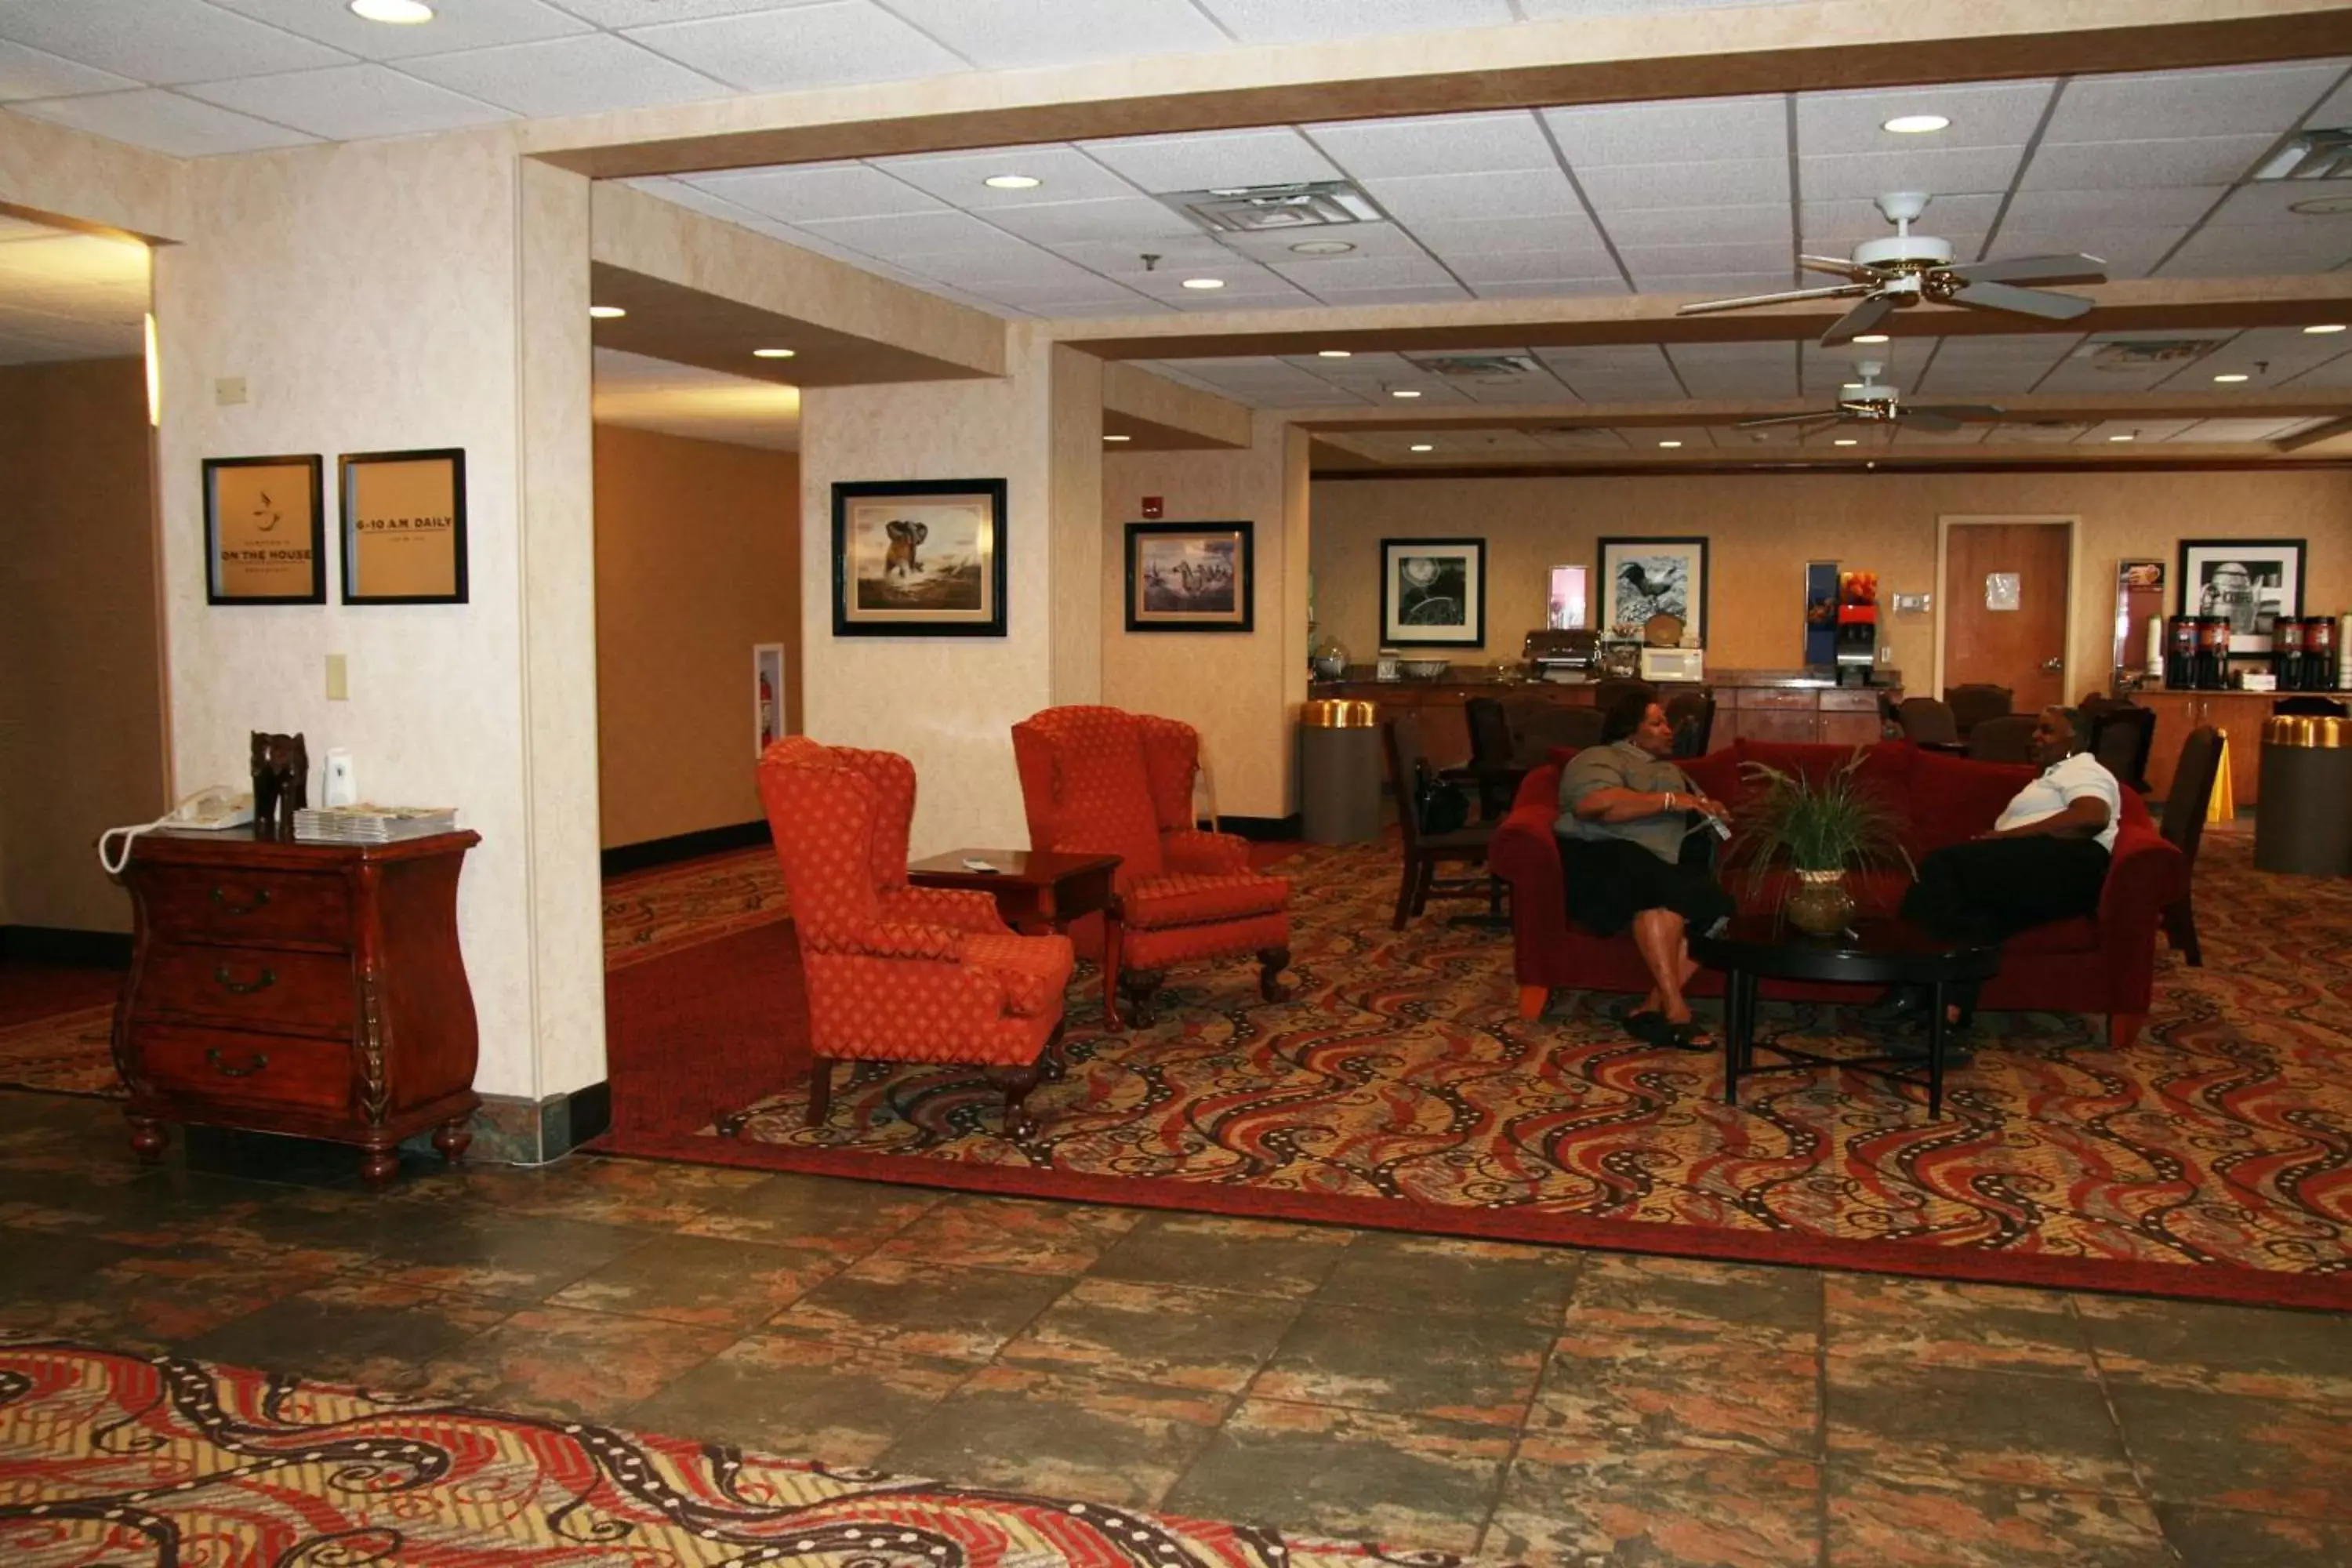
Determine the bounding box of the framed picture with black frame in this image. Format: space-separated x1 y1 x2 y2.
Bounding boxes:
339 447 468 605
1378 536 1486 647
1599 535 1710 644
204 453 325 605
1124 521 1254 633
831 477 1008 637
2177 537 2304 655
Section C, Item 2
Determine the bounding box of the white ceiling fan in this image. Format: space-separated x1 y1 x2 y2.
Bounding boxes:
1679 192 2108 347
1738 360 2002 433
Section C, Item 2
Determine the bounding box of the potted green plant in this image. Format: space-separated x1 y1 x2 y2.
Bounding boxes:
1737 753 1912 935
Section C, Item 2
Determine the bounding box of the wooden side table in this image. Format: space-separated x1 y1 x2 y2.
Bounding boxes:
906 849 1123 1029
111 826 481 1185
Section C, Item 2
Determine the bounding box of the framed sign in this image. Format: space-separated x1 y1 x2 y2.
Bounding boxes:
1599 535 1710 644
204 454 325 605
1125 521 1253 633
1379 536 1486 647
832 478 1007 637
2179 537 2304 654
339 448 467 604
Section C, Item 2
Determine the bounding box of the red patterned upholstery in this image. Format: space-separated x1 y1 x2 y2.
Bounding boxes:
757 737 1070 1132
1013 706 1292 1016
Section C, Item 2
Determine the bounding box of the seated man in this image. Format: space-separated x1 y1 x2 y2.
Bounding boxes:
1555 694 1735 1051
1878 704 2122 1034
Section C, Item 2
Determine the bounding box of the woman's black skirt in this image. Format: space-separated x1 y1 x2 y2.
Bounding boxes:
1556 832 1736 938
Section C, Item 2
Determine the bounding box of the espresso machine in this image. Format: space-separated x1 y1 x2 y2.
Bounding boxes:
1523 629 1601 681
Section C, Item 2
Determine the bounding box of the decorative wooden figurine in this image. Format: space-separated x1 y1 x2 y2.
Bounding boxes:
249 731 307 840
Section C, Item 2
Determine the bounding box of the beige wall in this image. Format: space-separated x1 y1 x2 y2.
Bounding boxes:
0 358 168 933
1312 469 2352 695
594 423 800 848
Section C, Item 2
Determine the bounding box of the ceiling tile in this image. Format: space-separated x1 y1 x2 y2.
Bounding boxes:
793 209 1040 260
1214 223 1434 263
2201 182 2352 226
1985 226 2176 281
1307 281 1471 307
546 0 825 24
0 38 138 101
2158 224 2352 278
1798 194 1997 246
1998 186 2222 230
2172 418 2304 442
1410 214 1610 258
1446 250 1618 285
880 0 1230 69
183 64 510 141
1469 277 1628 299
1618 240 1794 276
1358 167 1585 224
1272 253 1455 289
626 0 968 93
870 145 1142 207
1078 127 1341 194
1542 94 1785 167
1577 158 1788 211
1189 0 1515 45
0 0 350 85
401 34 726 116
975 197 1201 245
1595 204 1789 249
1639 270 1803 299
688 162 942 222
1799 144 2026 202
1795 79 2056 154
2018 134 2276 191
2045 60 2347 143
623 175 770 226
1303 109 1555 179
1044 237 1240 276
2280 353 2352 389
2075 418 2198 443
207 0 590 60
9 88 317 156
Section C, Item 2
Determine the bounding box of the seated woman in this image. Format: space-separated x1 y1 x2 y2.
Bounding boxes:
1555 694 1736 1050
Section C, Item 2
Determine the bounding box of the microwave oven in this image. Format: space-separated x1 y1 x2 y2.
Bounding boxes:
1639 647 1704 682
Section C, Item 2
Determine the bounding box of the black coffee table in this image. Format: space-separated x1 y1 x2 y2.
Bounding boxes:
1689 913 2001 1118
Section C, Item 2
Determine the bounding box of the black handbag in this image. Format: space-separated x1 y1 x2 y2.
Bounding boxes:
1412 760 1470 836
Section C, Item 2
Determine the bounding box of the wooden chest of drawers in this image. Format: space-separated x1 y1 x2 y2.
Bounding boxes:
112 827 481 1185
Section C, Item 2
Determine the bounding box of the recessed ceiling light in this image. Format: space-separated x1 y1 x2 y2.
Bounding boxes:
1102 434 1131 442
1318 350 1352 358
1391 388 1421 398
1289 239 1356 256
1833 437 1859 446
350 0 433 20
1882 114 1950 134
1410 443 1434 452
2109 434 2136 442
1181 277 1225 290
2212 372 2250 383
1657 439 1682 448
982 174 1040 190
2306 322 2347 334
588 304 626 319
752 347 796 359
1851 333 1889 344
2288 194 2352 216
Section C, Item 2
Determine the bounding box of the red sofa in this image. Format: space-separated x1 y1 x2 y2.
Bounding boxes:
1489 738 2188 1047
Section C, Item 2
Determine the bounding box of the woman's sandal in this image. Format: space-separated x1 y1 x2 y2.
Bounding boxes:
1623 1009 1671 1047
1664 1019 1718 1053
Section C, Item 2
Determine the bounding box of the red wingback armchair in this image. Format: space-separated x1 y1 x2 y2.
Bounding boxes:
757 736 1073 1138
1490 738 2187 1049
1011 706 1291 1025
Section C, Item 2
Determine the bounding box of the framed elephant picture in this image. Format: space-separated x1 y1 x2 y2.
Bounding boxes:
830 478 1008 637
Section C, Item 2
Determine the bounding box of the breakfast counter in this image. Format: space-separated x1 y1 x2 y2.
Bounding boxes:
1309 668 1902 764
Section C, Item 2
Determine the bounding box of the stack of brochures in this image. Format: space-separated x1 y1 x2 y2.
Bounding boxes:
293 804 459 843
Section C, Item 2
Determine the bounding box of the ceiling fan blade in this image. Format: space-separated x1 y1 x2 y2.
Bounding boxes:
1948 278 2096 321
1675 282 1875 317
1818 293 1896 347
1944 252 2108 286
1909 403 2005 420
1798 253 1871 279
1737 410 1844 429
1897 408 1962 433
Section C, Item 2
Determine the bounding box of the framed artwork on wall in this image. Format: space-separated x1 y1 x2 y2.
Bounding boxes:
1599 535 1710 644
753 642 785 756
2178 538 2304 654
831 478 1007 637
1379 536 1486 647
339 448 468 604
1124 521 1254 633
204 454 325 605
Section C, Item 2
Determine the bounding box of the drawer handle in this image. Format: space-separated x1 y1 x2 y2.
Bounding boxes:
212 964 275 996
204 1048 269 1078
210 886 273 917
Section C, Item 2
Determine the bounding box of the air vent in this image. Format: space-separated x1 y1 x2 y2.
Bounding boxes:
1406 354 1542 382
2253 128 2352 180
1160 180 1385 234
2078 339 2214 369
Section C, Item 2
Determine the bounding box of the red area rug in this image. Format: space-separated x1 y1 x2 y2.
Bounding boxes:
0 1339 1439 1566
601 829 2352 1312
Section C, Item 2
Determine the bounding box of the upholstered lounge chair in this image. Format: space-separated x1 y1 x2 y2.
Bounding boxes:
757 736 1072 1138
1012 705 1290 1026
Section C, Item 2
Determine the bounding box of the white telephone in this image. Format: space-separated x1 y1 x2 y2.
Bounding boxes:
98 788 254 875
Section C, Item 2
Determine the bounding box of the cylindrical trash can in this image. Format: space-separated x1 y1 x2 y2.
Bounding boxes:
2255 715 2352 877
1299 699 1381 845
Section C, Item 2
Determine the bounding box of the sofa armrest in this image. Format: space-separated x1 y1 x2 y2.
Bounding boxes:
1491 768 1570 974
1163 828 1250 876
808 920 971 963
879 885 1010 935
2092 824 2187 1014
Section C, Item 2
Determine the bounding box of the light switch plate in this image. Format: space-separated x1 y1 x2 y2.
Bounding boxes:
1893 593 1931 615
325 653 347 701
213 376 247 406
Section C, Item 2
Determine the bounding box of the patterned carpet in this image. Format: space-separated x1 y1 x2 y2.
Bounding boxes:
604 847 788 971
0 1009 114 1099
607 826 2352 1310
0 1338 1443 1567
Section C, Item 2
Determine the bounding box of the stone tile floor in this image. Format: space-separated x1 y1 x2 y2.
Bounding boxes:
2 1089 2347 1567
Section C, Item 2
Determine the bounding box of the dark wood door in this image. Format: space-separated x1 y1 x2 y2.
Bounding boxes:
1945 522 2071 713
